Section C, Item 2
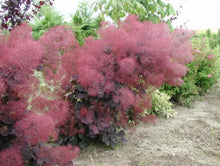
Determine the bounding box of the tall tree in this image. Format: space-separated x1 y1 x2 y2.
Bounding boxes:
0 0 54 30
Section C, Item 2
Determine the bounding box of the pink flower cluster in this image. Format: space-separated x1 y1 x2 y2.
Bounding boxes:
207 74 212 78
207 71 214 78
207 54 214 59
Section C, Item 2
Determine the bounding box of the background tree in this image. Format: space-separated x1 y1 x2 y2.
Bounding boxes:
31 5 65 40
0 0 54 30
70 2 101 45
31 1 101 44
93 0 175 29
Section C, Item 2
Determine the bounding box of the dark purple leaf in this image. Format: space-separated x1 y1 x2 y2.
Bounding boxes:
76 92 86 100
100 121 109 128
117 130 125 137
89 124 99 134
81 116 92 124
74 102 83 110
103 46 112 55
77 85 85 92
88 105 95 111
102 133 110 146
97 91 104 98
107 126 116 133
120 137 127 144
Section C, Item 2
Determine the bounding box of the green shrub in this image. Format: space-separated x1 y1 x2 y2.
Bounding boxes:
192 39 218 94
161 77 199 107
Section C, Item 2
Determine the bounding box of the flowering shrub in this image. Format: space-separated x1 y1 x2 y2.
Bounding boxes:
0 23 78 165
52 15 193 147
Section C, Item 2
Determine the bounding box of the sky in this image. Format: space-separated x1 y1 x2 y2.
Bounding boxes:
53 0 220 30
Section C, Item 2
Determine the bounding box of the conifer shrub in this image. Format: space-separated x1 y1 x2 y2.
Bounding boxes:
0 23 78 166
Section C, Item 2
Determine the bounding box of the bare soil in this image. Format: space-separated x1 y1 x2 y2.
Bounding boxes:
74 84 220 166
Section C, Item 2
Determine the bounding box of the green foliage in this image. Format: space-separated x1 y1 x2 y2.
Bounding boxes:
93 0 175 29
212 46 220 79
206 29 211 38
30 5 65 40
217 29 220 45
70 2 101 45
30 2 101 45
161 35 219 107
161 74 200 107
145 89 175 118
204 29 220 49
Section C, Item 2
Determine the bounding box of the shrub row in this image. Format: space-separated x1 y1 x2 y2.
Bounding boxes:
0 15 193 165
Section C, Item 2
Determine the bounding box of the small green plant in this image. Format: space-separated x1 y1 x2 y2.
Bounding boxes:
144 89 175 118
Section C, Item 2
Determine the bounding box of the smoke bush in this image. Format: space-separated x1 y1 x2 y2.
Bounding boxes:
0 23 78 165
52 15 193 147
0 146 23 166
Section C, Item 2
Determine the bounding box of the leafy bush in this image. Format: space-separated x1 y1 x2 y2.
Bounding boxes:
161 76 199 107
0 23 78 166
145 89 175 118
161 35 219 106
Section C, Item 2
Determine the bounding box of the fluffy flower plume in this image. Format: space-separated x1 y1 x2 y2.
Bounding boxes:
15 113 57 145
